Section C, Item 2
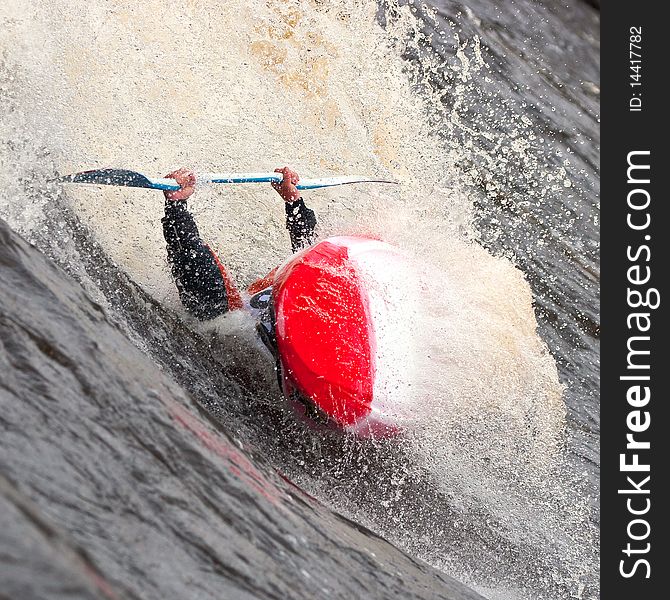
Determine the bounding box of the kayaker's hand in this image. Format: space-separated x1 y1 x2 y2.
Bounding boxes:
164 168 196 201
272 166 301 203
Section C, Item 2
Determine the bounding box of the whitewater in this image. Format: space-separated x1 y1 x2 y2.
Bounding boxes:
1 1 599 599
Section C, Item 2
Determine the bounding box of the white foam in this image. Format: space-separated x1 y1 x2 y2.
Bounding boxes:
326 236 420 425
1 1 590 596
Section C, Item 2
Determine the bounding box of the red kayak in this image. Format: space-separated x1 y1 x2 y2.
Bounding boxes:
273 236 416 437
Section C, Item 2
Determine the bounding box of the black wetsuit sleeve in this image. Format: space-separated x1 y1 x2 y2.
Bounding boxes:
285 197 317 252
162 200 229 320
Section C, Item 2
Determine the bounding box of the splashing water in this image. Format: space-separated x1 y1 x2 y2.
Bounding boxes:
1 1 597 598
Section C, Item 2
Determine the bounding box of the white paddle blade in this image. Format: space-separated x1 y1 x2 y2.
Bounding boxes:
296 176 398 190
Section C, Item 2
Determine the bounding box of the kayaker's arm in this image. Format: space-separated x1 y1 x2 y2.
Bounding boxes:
272 166 317 252
285 197 317 252
162 199 231 319
160 166 314 321
161 168 243 320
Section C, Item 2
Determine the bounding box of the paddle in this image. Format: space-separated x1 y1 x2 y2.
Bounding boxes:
59 168 397 191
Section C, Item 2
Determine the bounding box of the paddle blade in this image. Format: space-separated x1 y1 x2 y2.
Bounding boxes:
60 168 179 191
296 176 398 190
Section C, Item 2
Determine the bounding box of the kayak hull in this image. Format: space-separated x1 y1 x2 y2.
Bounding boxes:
273 236 413 437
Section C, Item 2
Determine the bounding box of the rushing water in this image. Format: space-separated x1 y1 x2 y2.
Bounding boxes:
1 1 599 599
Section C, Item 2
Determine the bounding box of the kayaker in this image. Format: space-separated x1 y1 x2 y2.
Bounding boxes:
162 166 315 322
162 166 332 421
162 167 403 437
